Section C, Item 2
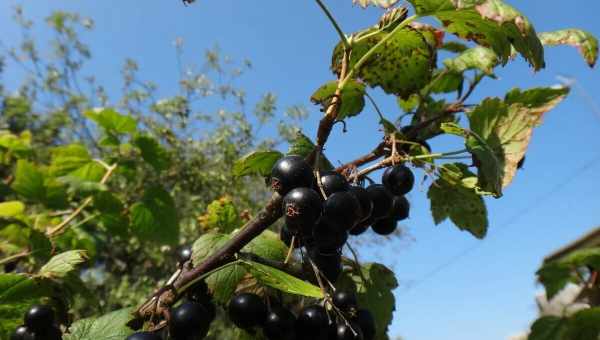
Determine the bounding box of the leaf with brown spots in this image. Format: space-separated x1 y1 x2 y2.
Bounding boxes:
539 29 599 67
353 0 399 9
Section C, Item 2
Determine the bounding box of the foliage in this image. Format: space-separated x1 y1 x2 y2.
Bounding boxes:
0 0 598 339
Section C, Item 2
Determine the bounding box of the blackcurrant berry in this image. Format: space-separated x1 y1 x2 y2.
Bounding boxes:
263 306 296 340
308 250 342 283
353 309 375 340
322 192 361 230
348 221 370 236
365 185 393 219
280 226 302 249
10 326 33 340
332 291 357 314
336 322 364 340
34 325 62 340
313 218 348 252
186 280 210 304
382 165 414 196
283 187 322 234
371 217 397 235
126 332 162 340
169 301 210 339
347 186 373 223
270 155 314 195
389 196 409 221
295 305 329 339
24 305 55 333
177 246 192 264
318 171 349 196
227 293 267 329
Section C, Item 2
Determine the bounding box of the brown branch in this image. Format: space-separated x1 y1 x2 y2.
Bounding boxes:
335 141 387 176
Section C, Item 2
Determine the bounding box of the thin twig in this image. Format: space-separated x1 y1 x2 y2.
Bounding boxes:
314 0 350 50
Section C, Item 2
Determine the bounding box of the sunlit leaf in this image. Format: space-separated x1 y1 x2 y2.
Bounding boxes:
311 80 366 120
241 260 323 298
539 29 599 67
233 151 283 177
63 308 133 340
39 250 88 279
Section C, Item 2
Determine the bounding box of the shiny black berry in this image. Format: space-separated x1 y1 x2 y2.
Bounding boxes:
371 217 397 235
308 250 342 283
365 185 393 219
10 326 33 340
126 332 162 340
295 305 329 339
186 280 210 304
322 192 361 230
313 219 348 252
389 196 409 221
280 226 302 249
228 293 267 329
270 155 314 195
382 165 414 196
336 322 364 340
353 309 376 340
283 187 322 234
263 306 296 340
332 291 357 314
177 246 192 264
318 171 349 196
348 186 373 223
24 305 55 333
169 301 210 339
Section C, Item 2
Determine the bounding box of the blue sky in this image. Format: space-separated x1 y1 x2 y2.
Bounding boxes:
1 1 599 339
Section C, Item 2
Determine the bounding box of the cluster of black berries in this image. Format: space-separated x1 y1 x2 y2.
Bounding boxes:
273 155 413 283
227 290 375 340
127 247 216 340
11 305 62 340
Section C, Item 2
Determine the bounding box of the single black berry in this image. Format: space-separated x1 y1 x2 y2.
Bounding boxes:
263 306 296 340
295 305 329 339
336 322 364 340
126 332 162 340
365 185 393 219
389 196 409 221
4 261 17 273
332 291 357 314
283 187 322 234
348 221 370 236
270 155 314 195
318 171 349 196
186 280 210 304
177 246 192 264
24 305 55 333
347 186 373 223
308 250 342 283
322 192 361 230
227 293 267 329
169 301 210 339
10 325 33 340
280 225 302 249
34 325 62 340
382 165 414 196
313 218 348 252
371 217 397 235
353 309 376 340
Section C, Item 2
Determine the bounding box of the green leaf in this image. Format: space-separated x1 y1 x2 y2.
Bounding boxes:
565 308 600 340
332 27 435 98
68 162 105 183
528 316 568 340
397 94 421 112
353 0 399 8
245 230 288 262
428 163 488 238
241 260 323 298
11 160 45 202
444 46 499 74
133 135 170 171
539 29 599 67
287 132 333 171
337 263 398 340
233 151 283 177
192 233 246 303
0 131 32 158
84 108 137 134
311 80 366 121
428 70 464 94
559 247 600 269
536 262 575 300
93 192 124 214
130 186 179 245
409 0 545 70
63 308 133 340
0 274 54 304
441 41 469 53
49 144 92 176
0 201 25 218
30 230 52 263
199 197 241 233
39 250 88 279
